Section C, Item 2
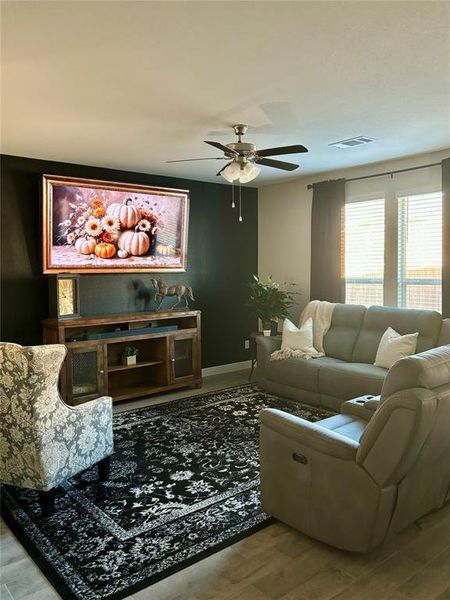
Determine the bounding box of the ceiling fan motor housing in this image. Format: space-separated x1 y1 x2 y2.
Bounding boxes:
227 142 256 157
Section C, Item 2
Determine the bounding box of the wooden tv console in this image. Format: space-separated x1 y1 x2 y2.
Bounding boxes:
42 310 202 404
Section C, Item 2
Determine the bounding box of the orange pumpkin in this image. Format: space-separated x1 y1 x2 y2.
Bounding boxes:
75 237 96 255
94 242 116 259
118 229 150 256
107 198 141 229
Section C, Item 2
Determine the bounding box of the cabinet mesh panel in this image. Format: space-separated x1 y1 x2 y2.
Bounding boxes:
72 350 98 396
174 339 193 378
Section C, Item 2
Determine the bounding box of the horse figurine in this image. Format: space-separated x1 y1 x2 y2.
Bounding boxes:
151 279 195 309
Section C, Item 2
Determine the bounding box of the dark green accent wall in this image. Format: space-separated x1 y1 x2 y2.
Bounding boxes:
1 155 258 367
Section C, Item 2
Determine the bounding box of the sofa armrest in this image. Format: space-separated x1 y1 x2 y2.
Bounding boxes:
256 335 282 356
255 336 282 383
341 395 380 421
260 408 359 461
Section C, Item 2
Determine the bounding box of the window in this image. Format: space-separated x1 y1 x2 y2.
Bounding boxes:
397 192 442 312
345 199 385 306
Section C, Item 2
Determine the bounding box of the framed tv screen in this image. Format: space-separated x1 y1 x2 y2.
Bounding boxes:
42 175 189 273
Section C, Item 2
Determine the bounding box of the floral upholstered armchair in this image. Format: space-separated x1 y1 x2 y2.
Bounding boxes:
0 342 113 514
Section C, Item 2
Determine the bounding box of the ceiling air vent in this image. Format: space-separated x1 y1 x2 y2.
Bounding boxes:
329 136 376 149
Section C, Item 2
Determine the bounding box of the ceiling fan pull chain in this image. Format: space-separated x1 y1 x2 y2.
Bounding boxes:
231 181 235 209
239 180 243 222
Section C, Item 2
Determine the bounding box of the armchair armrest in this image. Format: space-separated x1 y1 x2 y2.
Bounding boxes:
341 395 380 421
68 395 112 415
68 395 114 456
260 408 359 461
364 397 381 410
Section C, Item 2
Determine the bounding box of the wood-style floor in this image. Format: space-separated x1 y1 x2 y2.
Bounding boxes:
1 370 450 600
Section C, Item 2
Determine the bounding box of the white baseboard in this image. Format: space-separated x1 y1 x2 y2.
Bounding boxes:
202 360 252 377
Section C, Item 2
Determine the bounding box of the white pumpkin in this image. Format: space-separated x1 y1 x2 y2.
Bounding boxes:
107 198 141 229
117 249 129 259
156 243 176 257
75 237 97 255
118 230 150 256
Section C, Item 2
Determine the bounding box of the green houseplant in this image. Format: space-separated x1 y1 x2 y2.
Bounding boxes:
121 345 139 366
246 275 295 335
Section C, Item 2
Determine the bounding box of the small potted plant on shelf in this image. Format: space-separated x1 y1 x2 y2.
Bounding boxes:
121 345 139 366
246 275 295 336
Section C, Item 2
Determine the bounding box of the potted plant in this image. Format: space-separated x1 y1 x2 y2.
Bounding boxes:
121 345 139 366
246 275 295 336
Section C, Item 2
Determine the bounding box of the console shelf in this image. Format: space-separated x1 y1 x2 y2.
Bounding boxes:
107 359 165 373
42 310 202 404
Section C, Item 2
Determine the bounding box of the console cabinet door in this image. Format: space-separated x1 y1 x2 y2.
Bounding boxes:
169 334 200 383
65 343 106 404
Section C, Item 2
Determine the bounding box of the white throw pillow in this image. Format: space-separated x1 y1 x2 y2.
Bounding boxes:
281 318 318 353
374 327 418 369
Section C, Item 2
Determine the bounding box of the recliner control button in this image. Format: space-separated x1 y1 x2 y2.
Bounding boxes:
292 453 308 464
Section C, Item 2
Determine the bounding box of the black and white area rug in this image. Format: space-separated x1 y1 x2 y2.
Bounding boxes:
1 384 332 600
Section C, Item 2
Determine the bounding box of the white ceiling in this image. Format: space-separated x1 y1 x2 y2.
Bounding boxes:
1 1 450 186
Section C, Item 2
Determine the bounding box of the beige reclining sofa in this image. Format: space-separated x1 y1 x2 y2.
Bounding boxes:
260 345 450 552
256 304 450 411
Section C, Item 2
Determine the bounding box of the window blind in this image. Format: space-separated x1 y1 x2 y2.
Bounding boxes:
345 199 385 306
397 192 442 312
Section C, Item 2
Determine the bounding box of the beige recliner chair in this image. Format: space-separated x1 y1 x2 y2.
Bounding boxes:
260 345 450 552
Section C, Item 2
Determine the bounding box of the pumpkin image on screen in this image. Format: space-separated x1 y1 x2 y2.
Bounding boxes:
107 198 141 229
118 230 150 256
156 243 176 257
75 237 97 255
94 242 116 259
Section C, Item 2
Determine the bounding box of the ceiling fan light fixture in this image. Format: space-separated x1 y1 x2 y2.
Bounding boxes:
239 163 260 183
220 161 241 183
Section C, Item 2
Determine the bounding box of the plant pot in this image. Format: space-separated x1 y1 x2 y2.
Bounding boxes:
261 320 278 336
122 355 137 366
262 329 271 337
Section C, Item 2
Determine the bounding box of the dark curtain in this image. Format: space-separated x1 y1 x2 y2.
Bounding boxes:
442 158 450 317
310 179 346 303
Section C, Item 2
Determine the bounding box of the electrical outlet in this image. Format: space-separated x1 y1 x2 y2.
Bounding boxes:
244 339 250 350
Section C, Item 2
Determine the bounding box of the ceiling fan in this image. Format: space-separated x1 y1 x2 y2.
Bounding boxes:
167 124 308 183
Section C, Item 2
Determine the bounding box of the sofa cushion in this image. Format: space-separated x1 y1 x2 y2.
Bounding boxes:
318 414 367 443
318 360 387 400
323 304 367 362
438 319 450 346
352 306 442 364
281 318 317 354
266 356 345 393
265 356 322 392
374 327 418 369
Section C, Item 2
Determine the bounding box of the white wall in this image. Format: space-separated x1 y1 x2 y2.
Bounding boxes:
258 149 450 324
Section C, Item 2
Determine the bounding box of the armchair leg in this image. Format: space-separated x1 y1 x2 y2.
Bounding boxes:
38 489 56 517
98 456 111 482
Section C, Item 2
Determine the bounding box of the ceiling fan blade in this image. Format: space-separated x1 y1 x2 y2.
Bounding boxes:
216 162 232 176
204 140 238 155
166 157 225 163
255 157 299 171
257 144 308 157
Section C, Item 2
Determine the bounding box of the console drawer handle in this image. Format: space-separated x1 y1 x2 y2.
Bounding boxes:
292 452 308 465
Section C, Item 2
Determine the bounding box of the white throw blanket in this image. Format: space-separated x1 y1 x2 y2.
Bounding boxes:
270 300 335 361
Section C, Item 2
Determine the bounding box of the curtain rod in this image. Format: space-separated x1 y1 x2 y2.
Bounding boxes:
306 162 442 190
